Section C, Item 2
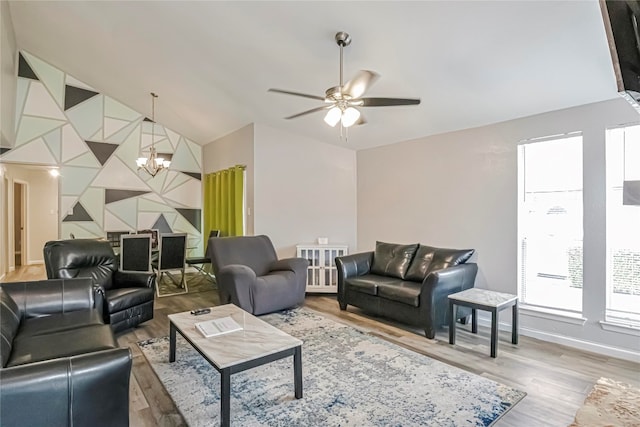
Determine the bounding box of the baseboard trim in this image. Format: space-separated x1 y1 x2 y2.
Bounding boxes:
475 315 640 363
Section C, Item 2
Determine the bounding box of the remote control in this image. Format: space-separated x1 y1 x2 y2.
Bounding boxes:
190 308 211 316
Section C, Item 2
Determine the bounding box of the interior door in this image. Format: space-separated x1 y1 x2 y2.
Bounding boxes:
13 182 26 267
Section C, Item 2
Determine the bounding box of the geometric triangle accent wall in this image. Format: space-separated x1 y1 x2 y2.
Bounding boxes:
0 51 204 255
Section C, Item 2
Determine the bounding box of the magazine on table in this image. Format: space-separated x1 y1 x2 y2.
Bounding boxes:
195 316 243 338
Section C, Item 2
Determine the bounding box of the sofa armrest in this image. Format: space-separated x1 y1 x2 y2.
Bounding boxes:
0 347 132 427
217 265 257 311
336 251 374 305
0 278 96 319
420 263 478 336
270 257 309 275
113 270 156 289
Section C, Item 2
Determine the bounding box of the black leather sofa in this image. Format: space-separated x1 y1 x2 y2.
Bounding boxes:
0 278 132 427
44 239 156 332
336 241 478 339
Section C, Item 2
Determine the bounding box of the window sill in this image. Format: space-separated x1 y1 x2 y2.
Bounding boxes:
600 320 640 337
520 305 587 326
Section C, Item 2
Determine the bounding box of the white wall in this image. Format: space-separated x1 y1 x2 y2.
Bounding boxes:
203 124 255 236
3 165 58 265
253 124 357 258
357 98 640 358
0 1 17 278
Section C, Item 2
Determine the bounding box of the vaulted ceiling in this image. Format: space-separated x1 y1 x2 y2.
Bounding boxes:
8 1 619 150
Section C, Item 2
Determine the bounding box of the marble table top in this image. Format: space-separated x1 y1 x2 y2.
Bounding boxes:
448 288 518 308
168 304 302 369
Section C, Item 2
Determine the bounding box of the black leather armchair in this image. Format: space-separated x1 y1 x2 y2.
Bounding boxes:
43 238 156 333
209 235 309 315
0 278 131 427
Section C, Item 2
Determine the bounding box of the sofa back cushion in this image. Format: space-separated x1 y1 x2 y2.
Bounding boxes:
370 242 418 279
406 245 474 281
0 288 21 367
43 239 117 290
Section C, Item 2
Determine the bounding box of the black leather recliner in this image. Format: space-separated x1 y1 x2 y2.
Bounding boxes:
43 238 156 333
0 278 132 427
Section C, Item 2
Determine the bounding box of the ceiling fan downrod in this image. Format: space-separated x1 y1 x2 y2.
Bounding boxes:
335 31 351 91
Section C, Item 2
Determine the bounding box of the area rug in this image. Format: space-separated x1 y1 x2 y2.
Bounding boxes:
138 307 526 426
569 377 640 427
156 271 216 297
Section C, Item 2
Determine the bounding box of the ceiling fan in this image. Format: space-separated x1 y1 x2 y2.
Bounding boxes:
269 31 421 130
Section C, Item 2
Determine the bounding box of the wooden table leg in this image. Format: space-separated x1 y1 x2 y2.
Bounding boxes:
449 300 457 345
512 301 519 345
221 369 231 427
490 309 498 358
169 322 176 362
294 346 303 399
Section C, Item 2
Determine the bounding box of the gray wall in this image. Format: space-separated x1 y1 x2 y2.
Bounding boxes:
357 97 640 358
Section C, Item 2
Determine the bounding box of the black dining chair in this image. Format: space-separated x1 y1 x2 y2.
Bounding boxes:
185 229 220 284
120 233 152 272
152 233 187 288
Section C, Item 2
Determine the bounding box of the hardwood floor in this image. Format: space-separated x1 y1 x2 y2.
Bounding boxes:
3 265 639 426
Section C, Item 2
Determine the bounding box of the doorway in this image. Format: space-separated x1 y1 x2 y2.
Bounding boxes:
13 181 26 268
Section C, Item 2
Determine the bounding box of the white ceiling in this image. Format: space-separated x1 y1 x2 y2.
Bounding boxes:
8 1 618 150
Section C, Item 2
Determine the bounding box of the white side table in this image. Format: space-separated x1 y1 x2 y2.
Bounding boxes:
448 288 518 358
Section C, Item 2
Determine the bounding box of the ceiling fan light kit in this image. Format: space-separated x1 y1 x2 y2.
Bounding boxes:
269 31 420 137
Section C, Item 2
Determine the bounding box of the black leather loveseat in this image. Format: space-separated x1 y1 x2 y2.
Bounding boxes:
0 278 132 427
336 241 478 339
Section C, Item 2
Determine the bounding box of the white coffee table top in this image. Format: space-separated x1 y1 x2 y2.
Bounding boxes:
448 288 517 308
168 304 302 369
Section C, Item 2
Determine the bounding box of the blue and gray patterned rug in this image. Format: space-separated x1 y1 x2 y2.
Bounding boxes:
138 307 525 426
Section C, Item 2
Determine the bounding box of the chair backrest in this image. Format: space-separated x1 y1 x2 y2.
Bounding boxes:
120 234 152 272
136 229 159 249
157 233 187 270
43 239 117 290
208 235 278 277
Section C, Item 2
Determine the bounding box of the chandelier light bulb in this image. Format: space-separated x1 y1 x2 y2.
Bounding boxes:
324 106 342 127
341 107 360 127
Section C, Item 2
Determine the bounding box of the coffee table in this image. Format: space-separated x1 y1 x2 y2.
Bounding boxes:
168 304 303 426
448 288 518 358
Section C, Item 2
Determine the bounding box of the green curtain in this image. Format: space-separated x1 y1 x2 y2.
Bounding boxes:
203 165 245 239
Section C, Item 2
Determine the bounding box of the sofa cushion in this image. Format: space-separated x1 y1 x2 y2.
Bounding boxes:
17 310 104 339
377 281 422 307
370 242 419 280
1 289 21 367
405 245 437 282
345 274 401 296
427 247 474 275
7 324 118 368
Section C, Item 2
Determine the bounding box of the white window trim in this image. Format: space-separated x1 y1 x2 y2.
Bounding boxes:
520 304 587 326
600 320 640 337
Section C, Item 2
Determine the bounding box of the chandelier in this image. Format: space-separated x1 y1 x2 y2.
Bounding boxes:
137 92 170 177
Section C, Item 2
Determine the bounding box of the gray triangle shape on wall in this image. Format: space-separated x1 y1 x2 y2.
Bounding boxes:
64 85 99 111
183 172 201 181
18 53 38 80
176 208 201 232
105 189 150 204
63 202 93 222
1 147 11 155
86 141 119 166
152 214 173 234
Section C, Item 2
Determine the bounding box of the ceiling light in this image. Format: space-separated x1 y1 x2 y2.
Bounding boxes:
49 169 60 177
341 107 360 127
137 92 171 177
324 106 342 127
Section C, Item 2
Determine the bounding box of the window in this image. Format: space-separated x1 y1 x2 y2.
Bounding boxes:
518 134 583 313
605 125 640 325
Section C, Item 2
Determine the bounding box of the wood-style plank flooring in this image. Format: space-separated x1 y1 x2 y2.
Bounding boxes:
3 265 639 426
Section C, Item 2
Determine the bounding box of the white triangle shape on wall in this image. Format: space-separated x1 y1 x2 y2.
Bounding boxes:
170 141 200 173
22 51 65 109
80 187 105 228
104 117 132 140
92 156 151 191
104 210 135 231
65 75 96 91
43 128 62 162
105 198 138 229
185 138 202 169
15 116 66 147
23 81 67 120
1 138 57 164
65 94 103 140
104 96 141 121
61 123 89 163
163 179 202 208
137 212 161 230
15 79 30 131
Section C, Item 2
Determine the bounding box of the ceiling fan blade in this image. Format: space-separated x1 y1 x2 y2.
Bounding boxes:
342 70 379 99
284 105 331 120
360 97 421 107
268 88 325 101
